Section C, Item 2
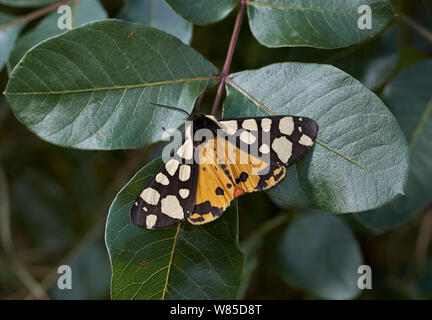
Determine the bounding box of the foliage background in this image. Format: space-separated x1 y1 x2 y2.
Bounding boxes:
0 0 431 299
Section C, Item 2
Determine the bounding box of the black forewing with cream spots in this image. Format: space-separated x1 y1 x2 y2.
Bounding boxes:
217 115 318 166
130 129 199 229
131 115 318 229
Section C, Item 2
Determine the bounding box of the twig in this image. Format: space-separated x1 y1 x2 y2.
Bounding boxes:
398 13 432 43
24 147 152 299
24 218 105 299
0 168 12 256
414 204 432 271
0 167 50 300
241 213 290 254
0 0 76 31
211 0 247 116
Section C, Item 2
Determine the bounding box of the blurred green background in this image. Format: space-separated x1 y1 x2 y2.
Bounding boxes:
0 0 431 299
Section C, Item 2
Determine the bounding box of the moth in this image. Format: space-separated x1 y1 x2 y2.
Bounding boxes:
130 89 318 230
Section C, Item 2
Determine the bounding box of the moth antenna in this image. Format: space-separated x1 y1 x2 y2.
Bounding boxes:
150 102 191 117
161 126 184 134
194 75 212 113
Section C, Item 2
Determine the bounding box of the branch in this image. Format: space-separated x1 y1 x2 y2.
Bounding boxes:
211 0 247 116
241 213 290 255
398 13 432 44
24 147 153 299
0 167 49 300
414 204 432 271
0 0 76 31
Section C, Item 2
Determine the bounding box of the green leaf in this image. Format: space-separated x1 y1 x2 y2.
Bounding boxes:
354 60 432 232
7 0 107 71
0 12 24 70
5 20 218 150
223 63 409 213
277 212 363 299
252 27 399 90
118 0 192 45
0 0 56 6
106 158 244 300
247 0 394 48
235 249 257 299
164 0 238 25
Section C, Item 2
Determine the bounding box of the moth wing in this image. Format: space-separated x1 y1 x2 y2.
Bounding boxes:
187 115 318 225
130 131 198 229
218 115 318 166
188 137 286 225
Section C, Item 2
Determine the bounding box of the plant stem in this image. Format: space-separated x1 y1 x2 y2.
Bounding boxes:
414 204 432 271
24 147 152 299
241 213 290 254
211 0 247 116
398 13 432 43
0 167 49 300
0 0 76 31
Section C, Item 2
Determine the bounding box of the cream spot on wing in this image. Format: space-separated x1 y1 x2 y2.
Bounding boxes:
298 127 302 133
143 207 148 212
272 136 293 163
259 144 270 154
140 187 160 205
179 164 191 181
146 214 157 229
219 120 237 135
242 119 258 130
205 115 217 122
185 123 193 139
299 134 314 146
155 172 169 185
240 130 256 145
179 189 189 199
251 155 262 165
176 139 193 160
279 117 294 135
134 202 138 206
165 159 179 176
261 118 272 132
161 195 184 219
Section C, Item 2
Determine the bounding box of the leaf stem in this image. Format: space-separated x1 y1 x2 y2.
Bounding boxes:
211 0 247 116
0 0 76 31
414 204 432 271
398 13 432 43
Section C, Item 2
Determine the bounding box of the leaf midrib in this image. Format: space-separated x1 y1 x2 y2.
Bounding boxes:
226 79 404 196
4 76 213 96
161 223 181 300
